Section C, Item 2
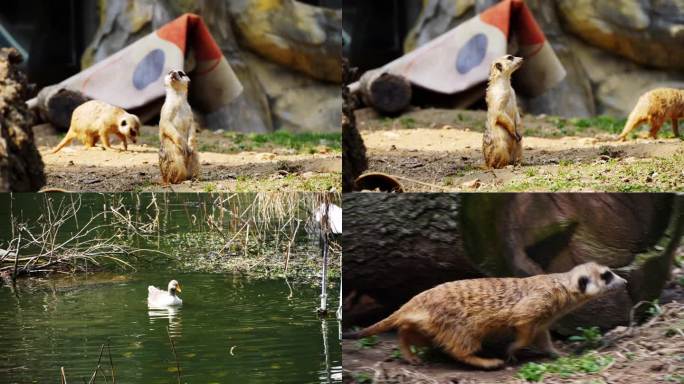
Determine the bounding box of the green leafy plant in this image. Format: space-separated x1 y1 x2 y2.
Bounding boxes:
568 326 603 349
353 371 373 384
517 353 613 382
357 335 379 349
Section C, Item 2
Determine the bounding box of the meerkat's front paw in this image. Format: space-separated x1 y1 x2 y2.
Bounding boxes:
514 132 522 142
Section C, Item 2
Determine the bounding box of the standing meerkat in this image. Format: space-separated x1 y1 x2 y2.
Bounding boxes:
51 100 140 153
344 262 626 370
159 70 199 184
482 55 523 169
618 88 683 141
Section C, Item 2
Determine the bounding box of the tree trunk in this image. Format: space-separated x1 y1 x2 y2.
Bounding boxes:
343 193 684 334
0 48 45 192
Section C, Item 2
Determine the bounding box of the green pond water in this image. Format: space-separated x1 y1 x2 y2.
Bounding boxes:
0 193 341 383
0 272 341 384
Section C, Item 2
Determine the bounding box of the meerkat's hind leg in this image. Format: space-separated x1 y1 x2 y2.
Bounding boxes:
648 118 663 139
530 329 561 358
397 324 430 365
506 324 537 361
440 334 504 369
671 118 679 138
445 345 505 370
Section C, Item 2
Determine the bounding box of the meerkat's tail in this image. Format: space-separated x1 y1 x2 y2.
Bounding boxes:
51 133 74 154
342 311 400 339
618 101 647 140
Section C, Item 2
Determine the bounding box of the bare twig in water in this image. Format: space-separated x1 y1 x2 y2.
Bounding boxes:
60 366 67 384
167 326 181 384
87 343 106 384
107 340 116 383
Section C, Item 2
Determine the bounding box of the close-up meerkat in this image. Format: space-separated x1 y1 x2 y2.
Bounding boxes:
482 55 524 169
50 100 140 153
618 87 683 141
158 70 200 184
343 262 627 370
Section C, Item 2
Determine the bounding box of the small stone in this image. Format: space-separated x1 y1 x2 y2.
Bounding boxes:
462 179 481 189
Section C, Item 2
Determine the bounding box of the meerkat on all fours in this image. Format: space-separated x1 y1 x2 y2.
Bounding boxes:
159 70 200 184
344 262 626 370
618 88 684 141
50 100 140 153
482 55 524 169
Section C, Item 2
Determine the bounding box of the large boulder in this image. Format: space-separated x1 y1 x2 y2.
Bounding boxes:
568 37 684 116
0 49 45 192
557 0 684 71
343 193 684 335
243 51 340 132
226 0 342 83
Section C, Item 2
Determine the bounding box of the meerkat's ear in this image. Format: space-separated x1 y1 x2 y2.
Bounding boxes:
494 62 503 72
578 275 589 293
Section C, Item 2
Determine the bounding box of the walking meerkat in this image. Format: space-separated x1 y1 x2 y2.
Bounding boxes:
618 88 683 141
344 262 626 370
50 100 140 153
482 55 524 168
158 70 199 184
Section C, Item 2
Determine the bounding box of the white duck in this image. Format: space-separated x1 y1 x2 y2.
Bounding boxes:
147 280 183 307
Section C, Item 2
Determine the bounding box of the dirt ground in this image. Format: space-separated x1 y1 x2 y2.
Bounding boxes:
343 259 684 384
35 124 341 192
356 108 684 192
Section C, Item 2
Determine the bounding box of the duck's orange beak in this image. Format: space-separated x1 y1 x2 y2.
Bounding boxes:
176 284 182 293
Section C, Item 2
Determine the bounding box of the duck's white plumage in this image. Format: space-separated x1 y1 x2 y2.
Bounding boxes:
147 280 182 307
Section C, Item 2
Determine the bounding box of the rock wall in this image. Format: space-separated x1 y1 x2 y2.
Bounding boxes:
0 49 45 192
81 0 341 132
404 0 684 118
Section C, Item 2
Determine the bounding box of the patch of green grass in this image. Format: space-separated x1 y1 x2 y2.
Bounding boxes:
353 372 373 384
568 326 603 349
399 117 416 129
570 115 627 134
220 131 341 154
516 352 614 382
664 373 684 383
390 348 402 360
443 176 455 186
233 173 340 192
499 149 684 192
357 335 379 349
203 183 216 193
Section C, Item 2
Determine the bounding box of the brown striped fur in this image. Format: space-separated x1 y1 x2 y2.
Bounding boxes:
344 262 626 369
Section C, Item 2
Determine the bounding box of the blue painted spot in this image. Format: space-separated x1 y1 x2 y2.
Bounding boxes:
132 49 165 90
455 33 488 74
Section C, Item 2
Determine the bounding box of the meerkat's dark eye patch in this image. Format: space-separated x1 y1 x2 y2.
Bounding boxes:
506 55 514 61
600 271 614 284
121 120 127 126
179 71 187 77
495 62 503 71
578 275 589 293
